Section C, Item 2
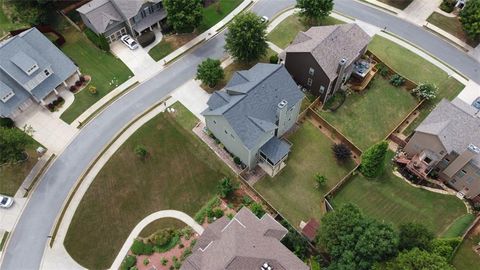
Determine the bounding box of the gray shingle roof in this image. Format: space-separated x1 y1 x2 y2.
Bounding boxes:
181 207 309 270
77 0 123 34
202 64 304 150
260 136 291 165
0 28 77 117
415 98 480 166
286 24 371 80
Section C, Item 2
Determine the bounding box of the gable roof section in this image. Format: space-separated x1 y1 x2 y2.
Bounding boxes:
286 23 372 80
181 207 308 270
415 98 480 166
77 0 123 33
202 64 304 149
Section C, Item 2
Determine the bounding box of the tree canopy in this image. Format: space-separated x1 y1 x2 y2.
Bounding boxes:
225 12 268 63
383 248 454 270
460 0 480 39
196 58 225 87
360 141 388 178
398 222 434 251
296 0 334 23
164 0 203 33
0 127 31 164
412 83 438 101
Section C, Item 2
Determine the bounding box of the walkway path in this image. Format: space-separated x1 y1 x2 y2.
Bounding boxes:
110 210 203 270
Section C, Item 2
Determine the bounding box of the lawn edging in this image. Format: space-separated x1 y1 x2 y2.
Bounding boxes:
48 96 172 248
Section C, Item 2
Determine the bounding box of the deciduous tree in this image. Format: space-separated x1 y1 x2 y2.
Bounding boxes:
164 0 203 33
196 58 224 87
0 127 31 164
296 0 334 24
460 0 480 39
384 248 454 270
398 222 434 251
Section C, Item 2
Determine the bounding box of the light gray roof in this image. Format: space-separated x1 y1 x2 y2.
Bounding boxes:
111 0 152 19
415 98 480 166
285 24 371 80
260 136 291 165
77 0 123 34
202 64 304 150
0 28 77 117
181 207 309 270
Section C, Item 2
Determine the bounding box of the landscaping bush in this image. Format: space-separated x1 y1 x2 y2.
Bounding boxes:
120 255 136 270
161 258 168 265
269 54 279 64
0 118 14 128
75 80 82 87
137 31 156 47
134 145 148 159
233 156 241 165
314 173 327 188
376 63 389 77
153 228 174 247
130 239 146 255
144 242 154 255
412 83 438 100
79 76 86 83
88 85 97 95
143 258 150 265
217 177 236 198
84 28 110 52
332 143 352 162
440 0 456 13
242 195 253 206
181 247 192 261
250 202 265 218
69 85 77 92
390 74 405 87
431 237 461 259
196 58 224 88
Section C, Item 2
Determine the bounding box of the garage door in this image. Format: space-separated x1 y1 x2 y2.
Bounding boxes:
107 27 127 43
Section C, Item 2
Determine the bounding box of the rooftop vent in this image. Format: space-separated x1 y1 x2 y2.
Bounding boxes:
278 99 288 109
261 262 273 270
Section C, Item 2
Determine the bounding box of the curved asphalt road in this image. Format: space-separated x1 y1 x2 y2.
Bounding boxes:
1 1 479 269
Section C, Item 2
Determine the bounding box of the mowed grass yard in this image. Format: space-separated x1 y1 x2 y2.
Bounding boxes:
59 25 133 123
452 228 480 270
331 151 467 235
64 102 232 269
367 36 465 135
427 12 479 47
319 76 418 150
255 121 356 227
267 14 344 49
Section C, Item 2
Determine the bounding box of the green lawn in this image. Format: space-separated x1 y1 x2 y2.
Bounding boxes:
452 230 480 270
0 0 29 36
148 33 196 62
427 12 479 47
59 26 133 123
367 36 464 135
331 151 467 235
442 214 476 238
0 137 40 196
64 102 232 269
197 0 243 33
267 14 344 49
255 121 356 227
377 0 413 10
319 76 418 150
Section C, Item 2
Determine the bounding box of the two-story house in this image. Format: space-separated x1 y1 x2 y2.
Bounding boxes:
400 98 480 201
77 0 167 43
282 24 371 104
0 28 79 119
202 64 304 176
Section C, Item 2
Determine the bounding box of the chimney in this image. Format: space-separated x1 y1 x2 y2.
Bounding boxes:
443 144 480 178
276 99 288 136
329 58 348 101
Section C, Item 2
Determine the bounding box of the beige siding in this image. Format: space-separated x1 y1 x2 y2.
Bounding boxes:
404 132 447 160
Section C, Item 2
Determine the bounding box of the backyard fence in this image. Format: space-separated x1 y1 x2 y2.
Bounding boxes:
366 51 418 91
10 25 66 47
450 215 480 262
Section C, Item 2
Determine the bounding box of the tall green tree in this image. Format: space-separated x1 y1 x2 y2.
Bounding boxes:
398 223 434 251
0 127 31 163
296 0 334 23
384 248 454 270
196 58 224 87
225 12 268 63
319 204 399 270
10 0 55 26
164 0 203 33
460 0 480 39
360 141 389 178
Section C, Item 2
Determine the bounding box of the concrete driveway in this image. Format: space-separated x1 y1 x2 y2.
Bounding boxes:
399 0 442 24
171 79 211 122
14 105 78 154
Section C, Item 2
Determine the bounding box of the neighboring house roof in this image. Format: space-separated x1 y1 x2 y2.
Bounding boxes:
415 98 480 166
181 207 309 270
202 64 304 150
0 28 77 116
77 0 123 34
285 24 371 80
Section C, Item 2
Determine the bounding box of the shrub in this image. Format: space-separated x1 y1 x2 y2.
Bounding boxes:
332 143 352 162
360 141 388 178
242 195 253 206
0 118 14 129
376 63 389 77
227 213 234 219
217 177 236 198
179 243 184 249
390 74 405 87
88 86 97 95
181 247 193 260
75 80 82 87
120 255 136 270
69 85 77 92
233 156 241 165
130 239 146 255
314 173 327 188
269 54 279 64
79 76 86 83
84 28 110 51
213 208 224 218
161 258 168 265
399 222 434 251
134 145 148 159
440 0 456 13
143 258 149 265
250 202 265 218
144 242 154 255
137 31 156 47
154 228 174 247
412 83 438 100
431 237 461 259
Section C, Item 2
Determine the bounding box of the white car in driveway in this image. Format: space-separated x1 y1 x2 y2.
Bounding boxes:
120 35 139 50
0 195 14 208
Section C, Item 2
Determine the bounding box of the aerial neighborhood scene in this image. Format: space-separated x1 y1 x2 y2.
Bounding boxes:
1 0 480 269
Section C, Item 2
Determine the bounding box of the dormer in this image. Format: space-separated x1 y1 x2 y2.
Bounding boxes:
0 81 15 103
11 52 39 76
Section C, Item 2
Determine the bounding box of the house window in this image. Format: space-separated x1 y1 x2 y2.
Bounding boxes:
319 86 325 94
308 67 315 76
456 170 467 178
307 78 313 86
450 178 457 184
423 157 432 164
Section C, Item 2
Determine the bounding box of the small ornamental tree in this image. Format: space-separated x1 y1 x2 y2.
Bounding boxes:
0 127 31 163
460 0 480 40
412 83 438 101
217 177 235 198
314 173 327 188
164 0 203 33
134 145 148 160
398 223 434 251
332 143 352 162
296 0 334 24
225 12 268 63
196 58 224 87
360 141 389 178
